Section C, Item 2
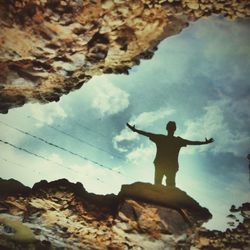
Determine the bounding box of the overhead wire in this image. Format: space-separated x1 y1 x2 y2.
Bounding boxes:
26 115 123 160
0 141 104 183
68 117 108 138
0 138 65 168
0 155 42 175
0 155 26 169
0 120 135 180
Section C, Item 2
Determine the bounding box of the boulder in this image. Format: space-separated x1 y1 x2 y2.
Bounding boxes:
0 178 248 249
118 182 212 222
0 178 31 198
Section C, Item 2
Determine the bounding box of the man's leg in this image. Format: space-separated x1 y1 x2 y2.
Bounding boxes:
154 165 164 185
166 170 177 187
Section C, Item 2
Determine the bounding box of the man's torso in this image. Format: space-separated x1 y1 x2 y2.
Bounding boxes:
150 134 187 170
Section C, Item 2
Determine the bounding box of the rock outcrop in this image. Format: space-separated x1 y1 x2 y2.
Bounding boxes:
1 0 250 113
0 178 249 249
0 178 209 249
118 182 212 225
0 177 30 198
191 203 250 249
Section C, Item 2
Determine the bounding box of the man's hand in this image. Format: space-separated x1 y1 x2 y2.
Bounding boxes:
205 138 214 144
126 123 136 132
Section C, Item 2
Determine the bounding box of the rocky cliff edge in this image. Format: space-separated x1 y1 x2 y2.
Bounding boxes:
1 0 250 113
0 178 249 249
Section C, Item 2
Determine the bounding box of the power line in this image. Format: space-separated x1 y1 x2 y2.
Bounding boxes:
0 120 123 176
69 117 108 138
0 141 104 183
27 115 123 160
0 155 42 175
0 138 65 168
0 156 25 169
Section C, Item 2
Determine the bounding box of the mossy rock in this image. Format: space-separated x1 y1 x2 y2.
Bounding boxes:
0 217 35 243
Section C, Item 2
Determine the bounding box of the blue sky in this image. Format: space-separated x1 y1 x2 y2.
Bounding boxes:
0 16 249 230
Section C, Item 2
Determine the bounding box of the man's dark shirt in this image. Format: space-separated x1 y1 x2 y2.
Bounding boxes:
149 134 188 171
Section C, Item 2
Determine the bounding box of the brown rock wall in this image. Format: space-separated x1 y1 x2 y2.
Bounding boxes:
0 178 249 249
0 0 250 113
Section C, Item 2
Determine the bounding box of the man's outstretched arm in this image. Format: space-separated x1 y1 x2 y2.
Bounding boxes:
126 123 155 138
185 137 214 145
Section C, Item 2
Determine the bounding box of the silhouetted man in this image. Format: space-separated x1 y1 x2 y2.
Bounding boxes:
127 121 214 187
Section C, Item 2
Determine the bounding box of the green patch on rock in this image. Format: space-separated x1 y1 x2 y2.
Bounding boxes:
0 217 35 242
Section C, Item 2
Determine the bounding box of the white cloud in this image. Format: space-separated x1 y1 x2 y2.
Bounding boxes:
123 143 158 184
194 17 250 61
127 143 155 165
48 153 64 165
130 108 175 126
89 77 129 116
113 108 175 152
30 102 67 127
191 17 250 88
113 130 139 153
181 98 250 157
0 101 66 136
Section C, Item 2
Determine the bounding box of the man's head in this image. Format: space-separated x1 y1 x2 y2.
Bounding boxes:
166 121 176 134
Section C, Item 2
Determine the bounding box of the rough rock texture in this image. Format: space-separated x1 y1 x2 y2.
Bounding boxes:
0 178 30 198
119 182 212 223
0 0 250 113
0 178 249 249
0 178 211 249
191 203 250 250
